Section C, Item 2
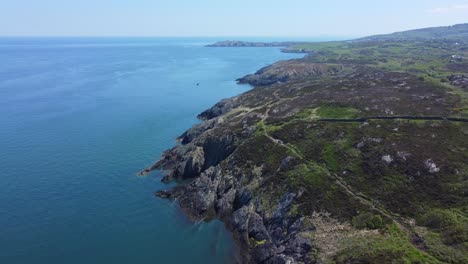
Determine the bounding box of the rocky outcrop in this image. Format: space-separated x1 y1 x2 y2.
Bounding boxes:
448 74 468 90
140 115 230 178
156 160 314 263
237 60 345 86
198 97 240 120
146 136 235 182
146 101 316 262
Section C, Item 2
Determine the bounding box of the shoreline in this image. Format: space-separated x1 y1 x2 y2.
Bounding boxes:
143 29 468 263
140 43 307 263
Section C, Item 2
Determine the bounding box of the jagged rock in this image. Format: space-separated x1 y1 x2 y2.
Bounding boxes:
183 147 205 177
234 188 253 210
273 193 297 222
271 227 285 245
147 133 236 182
249 213 271 241
252 242 277 263
280 156 295 171
178 118 219 144
266 255 296 264
155 189 173 198
284 236 313 259
202 135 236 170
215 187 236 216
424 159 441 173
237 60 345 86
232 206 251 233
176 166 221 216
381 155 393 164
287 218 305 234
198 98 239 120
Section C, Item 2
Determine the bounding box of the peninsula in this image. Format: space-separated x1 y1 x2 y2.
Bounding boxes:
143 24 468 263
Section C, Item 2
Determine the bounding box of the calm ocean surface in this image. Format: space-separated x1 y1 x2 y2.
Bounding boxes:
0 37 303 263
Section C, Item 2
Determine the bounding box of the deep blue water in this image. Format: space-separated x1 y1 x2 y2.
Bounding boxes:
0 37 303 263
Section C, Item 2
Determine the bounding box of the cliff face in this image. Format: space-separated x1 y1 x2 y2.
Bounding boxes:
236 60 346 86
143 26 468 264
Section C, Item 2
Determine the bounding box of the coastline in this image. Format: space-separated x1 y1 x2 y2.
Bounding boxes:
142 31 468 263
140 43 309 263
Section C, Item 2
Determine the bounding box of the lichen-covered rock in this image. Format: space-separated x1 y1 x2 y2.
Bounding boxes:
448 75 468 90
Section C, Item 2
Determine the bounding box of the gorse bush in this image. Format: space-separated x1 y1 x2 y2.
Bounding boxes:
352 212 385 229
420 209 468 246
421 209 459 229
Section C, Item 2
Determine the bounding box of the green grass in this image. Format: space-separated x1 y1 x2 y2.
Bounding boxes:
287 163 328 188
335 224 440 264
294 107 319 119
321 143 338 171
419 208 468 246
424 231 468 263
420 209 466 230
254 120 266 136
316 106 360 119
288 41 346 52
288 39 468 100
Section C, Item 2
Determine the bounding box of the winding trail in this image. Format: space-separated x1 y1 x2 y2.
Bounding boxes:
331 174 420 242
228 100 463 258
258 111 443 257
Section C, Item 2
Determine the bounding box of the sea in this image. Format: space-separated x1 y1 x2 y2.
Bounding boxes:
0 37 306 264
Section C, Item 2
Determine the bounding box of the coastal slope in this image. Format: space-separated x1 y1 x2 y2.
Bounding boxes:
143 24 468 263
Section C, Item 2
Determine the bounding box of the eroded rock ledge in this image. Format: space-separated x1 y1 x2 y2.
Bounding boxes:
150 117 315 263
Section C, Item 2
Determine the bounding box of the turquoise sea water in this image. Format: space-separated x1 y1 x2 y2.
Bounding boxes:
0 38 303 263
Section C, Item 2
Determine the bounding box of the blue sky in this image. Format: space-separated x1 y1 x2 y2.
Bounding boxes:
1 0 467 37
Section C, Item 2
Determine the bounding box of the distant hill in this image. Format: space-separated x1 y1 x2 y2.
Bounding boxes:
206 40 305 47
358 23 468 41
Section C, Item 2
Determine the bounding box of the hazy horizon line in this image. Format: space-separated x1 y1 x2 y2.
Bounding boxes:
1 22 466 40
0 35 360 39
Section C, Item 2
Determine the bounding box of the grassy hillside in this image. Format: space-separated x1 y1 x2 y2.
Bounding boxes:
358 23 468 41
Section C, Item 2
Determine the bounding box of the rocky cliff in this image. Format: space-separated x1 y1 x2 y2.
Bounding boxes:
142 25 468 264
